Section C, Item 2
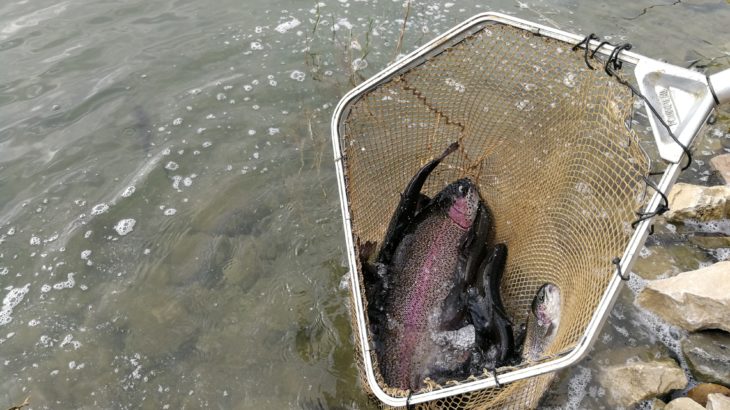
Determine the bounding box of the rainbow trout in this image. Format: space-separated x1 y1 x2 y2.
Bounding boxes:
359 143 514 391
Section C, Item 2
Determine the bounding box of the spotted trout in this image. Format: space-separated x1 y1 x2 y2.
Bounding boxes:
359 143 514 391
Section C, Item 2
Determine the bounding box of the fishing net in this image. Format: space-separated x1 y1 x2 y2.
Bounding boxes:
336 19 651 409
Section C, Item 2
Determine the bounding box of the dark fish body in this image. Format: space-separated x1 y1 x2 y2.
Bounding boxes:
359 143 515 391
381 179 479 389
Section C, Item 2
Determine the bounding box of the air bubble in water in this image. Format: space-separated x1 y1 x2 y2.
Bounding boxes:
163 208 177 216
121 186 135 198
172 118 183 126
91 203 109 215
290 70 306 82
30 236 41 246
52 273 75 290
216 93 226 101
250 41 263 50
81 250 91 260
114 219 136 236
352 58 368 71
165 161 179 171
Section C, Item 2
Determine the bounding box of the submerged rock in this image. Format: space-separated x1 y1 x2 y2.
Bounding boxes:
687 383 730 406
710 153 730 185
689 234 730 249
665 183 730 222
707 393 730 410
682 331 730 387
664 397 705 410
597 355 686 407
635 261 730 332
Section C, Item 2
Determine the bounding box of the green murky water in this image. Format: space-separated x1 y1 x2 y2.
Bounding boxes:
1 0 729 408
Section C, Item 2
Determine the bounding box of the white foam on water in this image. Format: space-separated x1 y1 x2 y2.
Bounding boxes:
59 333 81 350
29 235 41 246
121 186 135 198
250 41 263 50
91 203 110 215
0 284 31 326
80 250 91 260
563 366 592 409
275 17 301 33
114 219 136 236
685 219 730 235
163 208 177 216
172 117 183 126
0 267 8 276
165 161 179 171
710 248 730 261
52 273 75 290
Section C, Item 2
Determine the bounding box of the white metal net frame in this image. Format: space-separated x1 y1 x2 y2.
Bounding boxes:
331 12 715 408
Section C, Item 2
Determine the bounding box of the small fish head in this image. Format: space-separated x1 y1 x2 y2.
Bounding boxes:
440 178 480 229
532 283 561 329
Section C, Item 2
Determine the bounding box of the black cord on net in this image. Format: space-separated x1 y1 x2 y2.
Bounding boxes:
572 34 696 281
406 391 414 410
573 34 693 171
631 175 670 229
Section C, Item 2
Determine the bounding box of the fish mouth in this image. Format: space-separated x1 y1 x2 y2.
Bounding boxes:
446 179 479 229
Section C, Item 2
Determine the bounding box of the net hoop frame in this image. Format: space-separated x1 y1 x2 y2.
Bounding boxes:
330 12 712 407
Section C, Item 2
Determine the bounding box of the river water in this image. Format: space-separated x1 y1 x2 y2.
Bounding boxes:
1 0 729 409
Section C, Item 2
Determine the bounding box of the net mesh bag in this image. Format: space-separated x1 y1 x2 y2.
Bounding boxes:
338 21 650 409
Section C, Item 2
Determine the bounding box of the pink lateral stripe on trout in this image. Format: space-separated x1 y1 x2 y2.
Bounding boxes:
358 143 516 391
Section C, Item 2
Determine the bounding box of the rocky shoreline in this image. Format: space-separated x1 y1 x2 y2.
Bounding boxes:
595 170 730 409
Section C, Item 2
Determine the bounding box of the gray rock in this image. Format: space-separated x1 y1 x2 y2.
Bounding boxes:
707 393 730 410
664 397 705 410
635 261 730 332
665 183 730 222
597 354 687 407
710 154 730 185
682 331 730 387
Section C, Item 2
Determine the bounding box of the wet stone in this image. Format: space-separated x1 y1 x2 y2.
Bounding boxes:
596 346 687 407
665 183 730 223
664 397 705 410
633 242 713 280
682 331 730 387
688 234 730 249
710 154 730 185
687 383 730 406
707 393 730 410
635 261 730 332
